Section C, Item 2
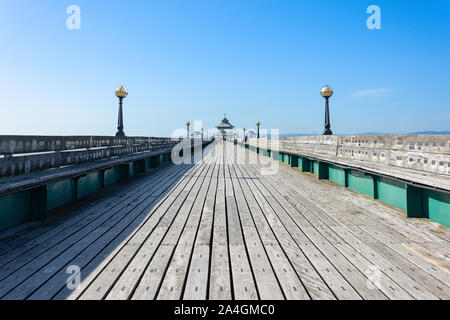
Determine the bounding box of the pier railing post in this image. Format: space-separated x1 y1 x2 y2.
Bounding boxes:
373 176 379 200
291 155 299 168
301 158 311 173
318 161 329 180
31 185 48 221
134 159 146 175
120 163 131 180
406 185 426 218
149 156 159 169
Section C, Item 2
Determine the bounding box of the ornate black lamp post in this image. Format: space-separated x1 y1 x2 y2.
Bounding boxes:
186 121 191 139
243 128 246 138
115 86 128 137
256 121 261 138
321 85 333 135
201 128 204 140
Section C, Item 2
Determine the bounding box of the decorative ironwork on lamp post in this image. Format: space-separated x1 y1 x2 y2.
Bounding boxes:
115 86 128 137
256 121 261 138
321 85 333 135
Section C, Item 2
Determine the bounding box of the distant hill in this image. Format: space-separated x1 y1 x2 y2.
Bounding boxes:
409 131 450 135
279 133 316 137
275 131 450 137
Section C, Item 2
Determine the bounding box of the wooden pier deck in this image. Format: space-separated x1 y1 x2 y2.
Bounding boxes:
0 142 449 300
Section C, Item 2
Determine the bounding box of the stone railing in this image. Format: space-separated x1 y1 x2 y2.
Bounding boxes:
247 134 450 176
0 135 181 178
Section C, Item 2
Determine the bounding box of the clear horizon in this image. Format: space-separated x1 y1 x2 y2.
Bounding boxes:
1 0 449 137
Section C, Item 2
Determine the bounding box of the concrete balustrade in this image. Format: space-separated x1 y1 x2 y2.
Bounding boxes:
0 135 178 154
248 135 450 175
0 136 180 178
244 134 450 227
0 136 212 231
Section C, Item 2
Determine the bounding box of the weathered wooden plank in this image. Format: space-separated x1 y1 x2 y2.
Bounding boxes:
269 161 449 299
256 154 446 296
228 163 285 300
0 164 177 267
81 159 211 299
390 242 450 285
1 163 191 299
183 164 219 300
236 162 359 300
53 167 200 300
0 174 177 299
112 160 214 300
278 160 450 246
4 196 158 299
77 161 210 300
156 162 217 299
239 145 428 300
241 161 403 300
27 165 192 299
222 147 259 300
263 162 444 299
231 152 339 299
224 164 258 300
0 142 448 301
208 161 232 300
233 163 310 300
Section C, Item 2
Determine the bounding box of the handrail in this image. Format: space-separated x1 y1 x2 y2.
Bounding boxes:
0 135 206 178
0 135 179 155
246 134 450 177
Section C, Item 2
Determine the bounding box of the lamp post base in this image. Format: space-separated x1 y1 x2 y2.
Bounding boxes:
323 128 333 135
115 131 126 137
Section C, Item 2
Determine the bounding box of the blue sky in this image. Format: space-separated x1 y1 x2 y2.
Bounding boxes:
0 0 449 136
